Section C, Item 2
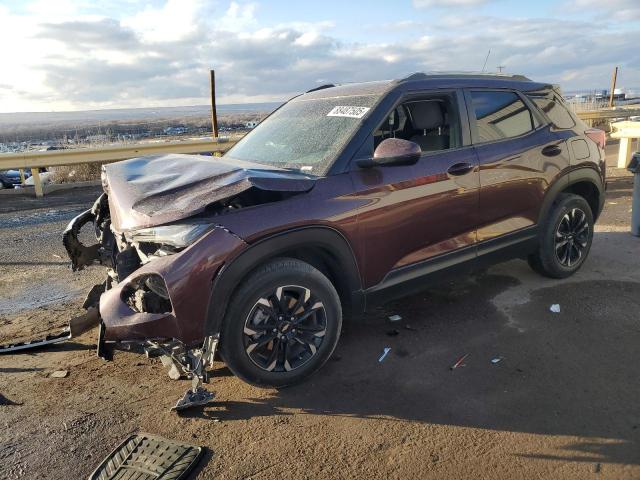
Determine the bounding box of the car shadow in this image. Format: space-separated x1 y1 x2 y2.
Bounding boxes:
189 264 640 466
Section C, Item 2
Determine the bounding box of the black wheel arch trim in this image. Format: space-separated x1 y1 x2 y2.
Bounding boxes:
538 167 604 226
204 226 364 336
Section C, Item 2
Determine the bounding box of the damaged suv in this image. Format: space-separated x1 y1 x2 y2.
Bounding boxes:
65 73 605 394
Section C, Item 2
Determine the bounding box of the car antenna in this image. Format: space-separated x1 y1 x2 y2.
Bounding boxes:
481 49 491 72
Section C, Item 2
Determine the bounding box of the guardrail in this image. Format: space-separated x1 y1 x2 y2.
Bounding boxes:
576 108 640 121
0 137 237 197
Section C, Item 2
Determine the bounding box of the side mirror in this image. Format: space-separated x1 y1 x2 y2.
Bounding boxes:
357 138 421 168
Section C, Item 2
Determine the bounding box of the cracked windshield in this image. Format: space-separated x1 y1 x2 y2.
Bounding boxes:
225 94 379 175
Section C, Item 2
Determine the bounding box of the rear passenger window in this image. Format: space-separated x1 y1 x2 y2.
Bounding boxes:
526 93 576 129
470 91 536 143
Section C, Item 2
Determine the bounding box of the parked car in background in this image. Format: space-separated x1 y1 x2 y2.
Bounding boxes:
65 73 606 392
0 169 30 189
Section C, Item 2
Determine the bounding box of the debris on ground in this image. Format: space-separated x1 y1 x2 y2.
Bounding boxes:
378 347 391 363
386 329 400 337
550 304 561 313
50 370 69 378
89 433 203 480
450 354 469 370
388 314 402 322
491 357 504 364
172 387 215 412
0 393 22 406
404 324 417 331
52 254 62 259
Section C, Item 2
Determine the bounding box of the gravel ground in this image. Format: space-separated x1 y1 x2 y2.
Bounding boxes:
0 177 639 480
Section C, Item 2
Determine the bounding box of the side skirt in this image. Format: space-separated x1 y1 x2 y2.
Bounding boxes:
364 226 538 308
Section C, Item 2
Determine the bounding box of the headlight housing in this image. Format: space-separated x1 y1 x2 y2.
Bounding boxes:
128 223 214 248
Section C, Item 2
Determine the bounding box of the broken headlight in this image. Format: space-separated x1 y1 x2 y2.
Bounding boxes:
128 223 214 249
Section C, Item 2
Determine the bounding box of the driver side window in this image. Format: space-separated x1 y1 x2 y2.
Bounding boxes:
374 94 461 153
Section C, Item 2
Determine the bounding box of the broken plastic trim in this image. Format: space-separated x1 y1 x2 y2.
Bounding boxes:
62 208 100 271
122 274 172 314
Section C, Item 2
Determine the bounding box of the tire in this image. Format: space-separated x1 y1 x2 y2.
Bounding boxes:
219 257 342 388
528 193 594 279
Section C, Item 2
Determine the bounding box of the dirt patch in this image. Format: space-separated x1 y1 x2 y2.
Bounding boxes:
0 179 639 479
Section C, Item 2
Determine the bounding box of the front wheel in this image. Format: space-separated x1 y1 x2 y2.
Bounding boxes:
528 193 594 279
220 258 342 388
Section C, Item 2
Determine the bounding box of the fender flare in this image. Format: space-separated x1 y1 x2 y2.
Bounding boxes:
204 226 364 335
538 167 604 226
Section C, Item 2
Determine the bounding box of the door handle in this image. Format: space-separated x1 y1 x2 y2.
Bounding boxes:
541 144 562 157
447 162 474 176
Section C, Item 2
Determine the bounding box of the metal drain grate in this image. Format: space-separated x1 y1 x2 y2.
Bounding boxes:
89 433 203 480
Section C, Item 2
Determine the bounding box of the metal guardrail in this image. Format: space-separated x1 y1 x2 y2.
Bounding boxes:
575 108 640 121
0 138 237 197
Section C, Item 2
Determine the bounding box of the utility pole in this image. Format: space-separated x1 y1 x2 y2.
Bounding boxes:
609 66 618 108
497 65 505 73
210 70 219 138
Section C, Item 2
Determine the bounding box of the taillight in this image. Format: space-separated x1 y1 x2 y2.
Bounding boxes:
585 128 606 149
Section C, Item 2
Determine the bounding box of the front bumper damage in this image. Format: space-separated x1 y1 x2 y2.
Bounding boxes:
62 195 246 349
58 195 247 409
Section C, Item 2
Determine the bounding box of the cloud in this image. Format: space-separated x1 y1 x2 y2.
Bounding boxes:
36 18 139 50
2 0 640 112
566 0 640 20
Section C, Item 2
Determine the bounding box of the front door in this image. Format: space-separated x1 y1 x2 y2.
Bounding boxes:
349 91 480 289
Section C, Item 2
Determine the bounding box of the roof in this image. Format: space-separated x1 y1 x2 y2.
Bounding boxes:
299 72 551 100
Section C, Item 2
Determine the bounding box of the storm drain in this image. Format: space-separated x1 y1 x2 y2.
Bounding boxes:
89 433 203 480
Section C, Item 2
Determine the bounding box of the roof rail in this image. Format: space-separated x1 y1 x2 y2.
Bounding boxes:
397 71 532 83
306 84 336 93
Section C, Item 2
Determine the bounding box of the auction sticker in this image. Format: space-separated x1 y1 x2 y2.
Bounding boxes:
327 106 370 118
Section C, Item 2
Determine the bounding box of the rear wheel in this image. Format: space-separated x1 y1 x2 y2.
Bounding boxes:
528 193 594 278
220 258 342 388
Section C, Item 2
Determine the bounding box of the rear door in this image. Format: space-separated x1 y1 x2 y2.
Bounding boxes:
349 90 480 289
465 89 570 244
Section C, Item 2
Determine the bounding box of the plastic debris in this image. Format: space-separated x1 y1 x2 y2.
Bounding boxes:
491 357 503 364
50 370 68 378
388 315 402 322
386 329 400 337
378 347 391 363
450 354 469 370
550 304 561 313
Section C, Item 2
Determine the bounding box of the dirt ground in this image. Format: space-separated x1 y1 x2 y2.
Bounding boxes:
1 174 639 479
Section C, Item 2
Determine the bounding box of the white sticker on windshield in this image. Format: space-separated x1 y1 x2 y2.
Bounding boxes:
327 106 370 119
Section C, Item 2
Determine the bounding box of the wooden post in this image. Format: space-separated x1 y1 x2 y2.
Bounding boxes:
210 70 219 138
609 66 618 108
31 167 43 197
19 168 25 184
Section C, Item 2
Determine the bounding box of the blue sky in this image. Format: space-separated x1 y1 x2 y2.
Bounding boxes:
0 0 639 112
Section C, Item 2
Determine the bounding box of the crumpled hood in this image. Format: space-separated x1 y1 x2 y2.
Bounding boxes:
102 154 316 232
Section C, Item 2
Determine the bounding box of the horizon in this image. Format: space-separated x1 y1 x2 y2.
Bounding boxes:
2 0 640 113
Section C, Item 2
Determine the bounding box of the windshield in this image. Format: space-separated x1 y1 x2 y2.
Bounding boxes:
224 94 379 176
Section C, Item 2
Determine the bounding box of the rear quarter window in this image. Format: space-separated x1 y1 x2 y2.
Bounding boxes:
526 93 576 129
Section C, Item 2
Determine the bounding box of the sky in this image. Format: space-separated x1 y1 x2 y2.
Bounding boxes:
0 0 639 112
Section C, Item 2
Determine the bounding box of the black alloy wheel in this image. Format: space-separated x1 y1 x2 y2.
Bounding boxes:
554 207 590 267
243 285 327 372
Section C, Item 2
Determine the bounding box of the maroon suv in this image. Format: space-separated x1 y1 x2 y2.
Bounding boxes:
65 73 606 392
